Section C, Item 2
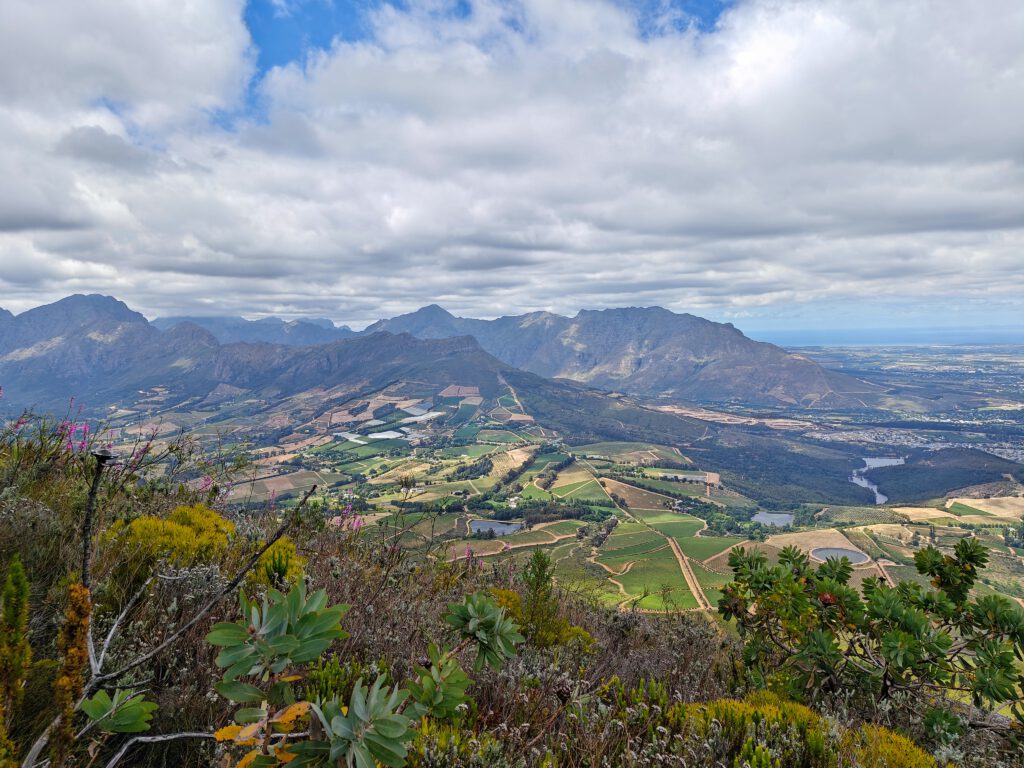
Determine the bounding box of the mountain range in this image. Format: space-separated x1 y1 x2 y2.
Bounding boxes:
0 293 711 463
147 301 881 408
151 314 354 346
364 305 884 407
0 295 1016 505
0 295 502 408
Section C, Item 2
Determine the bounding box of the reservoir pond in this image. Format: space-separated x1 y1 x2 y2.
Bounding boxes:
469 520 522 536
811 547 870 564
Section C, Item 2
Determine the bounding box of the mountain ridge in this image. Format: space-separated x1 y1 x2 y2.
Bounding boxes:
0 295 1014 506
152 314 355 346
366 304 878 407
0 295 878 410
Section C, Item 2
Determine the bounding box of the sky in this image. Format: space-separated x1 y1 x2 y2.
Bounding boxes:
0 0 1022 338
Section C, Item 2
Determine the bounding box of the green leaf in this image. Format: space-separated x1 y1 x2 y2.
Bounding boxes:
215 680 266 703
80 689 157 733
234 707 267 724
79 690 112 720
206 622 250 646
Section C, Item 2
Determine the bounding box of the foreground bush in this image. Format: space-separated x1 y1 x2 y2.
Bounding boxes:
720 542 1024 728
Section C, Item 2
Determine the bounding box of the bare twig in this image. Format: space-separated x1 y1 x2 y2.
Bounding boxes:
21 716 58 768
97 578 153 670
103 732 216 768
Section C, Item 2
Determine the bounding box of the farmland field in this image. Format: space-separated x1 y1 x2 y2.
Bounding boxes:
675 534 738 561
550 479 592 496
947 501 991 516
551 464 594 487
616 546 697 611
438 444 497 459
454 423 481 439
574 442 684 464
691 562 732 604
945 496 1024 517
542 520 587 536
220 373 1024 623
476 429 524 443
601 478 673 510
705 542 782 573
766 528 868 559
629 477 707 497
562 481 609 502
520 484 554 500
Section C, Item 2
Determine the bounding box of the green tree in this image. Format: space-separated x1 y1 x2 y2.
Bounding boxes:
520 548 561 646
719 540 1024 725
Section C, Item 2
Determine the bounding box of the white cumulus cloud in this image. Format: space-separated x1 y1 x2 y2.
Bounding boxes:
0 0 1022 331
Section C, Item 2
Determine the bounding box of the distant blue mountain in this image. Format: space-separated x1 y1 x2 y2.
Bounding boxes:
152 315 354 346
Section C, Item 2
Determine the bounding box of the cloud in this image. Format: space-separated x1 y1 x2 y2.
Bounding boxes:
55 126 156 173
0 0 1022 331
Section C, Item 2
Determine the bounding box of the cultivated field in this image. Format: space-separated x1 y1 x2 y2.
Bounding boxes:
551 464 595 488
600 478 673 510
575 441 683 464
946 496 1024 518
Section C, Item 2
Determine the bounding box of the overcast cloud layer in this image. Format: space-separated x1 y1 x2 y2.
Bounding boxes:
0 0 1022 331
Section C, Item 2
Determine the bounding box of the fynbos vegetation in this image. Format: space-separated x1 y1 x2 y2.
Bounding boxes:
0 413 1021 767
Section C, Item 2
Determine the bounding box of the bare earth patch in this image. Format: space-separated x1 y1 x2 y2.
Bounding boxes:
766 528 868 561
600 478 672 510
894 507 950 522
551 464 594 488
704 542 782 573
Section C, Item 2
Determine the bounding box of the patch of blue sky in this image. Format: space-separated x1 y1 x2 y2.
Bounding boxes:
223 0 733 126
243 0 733 80
245 0 378 77
211 0 379 126
624 0 735 37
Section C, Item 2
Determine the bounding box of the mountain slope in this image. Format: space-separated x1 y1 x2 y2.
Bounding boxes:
152 315 354 346
0 295 713 445
366 305 877 407
0 295 162 405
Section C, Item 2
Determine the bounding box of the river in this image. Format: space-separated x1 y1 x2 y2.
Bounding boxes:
849 457 904 504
